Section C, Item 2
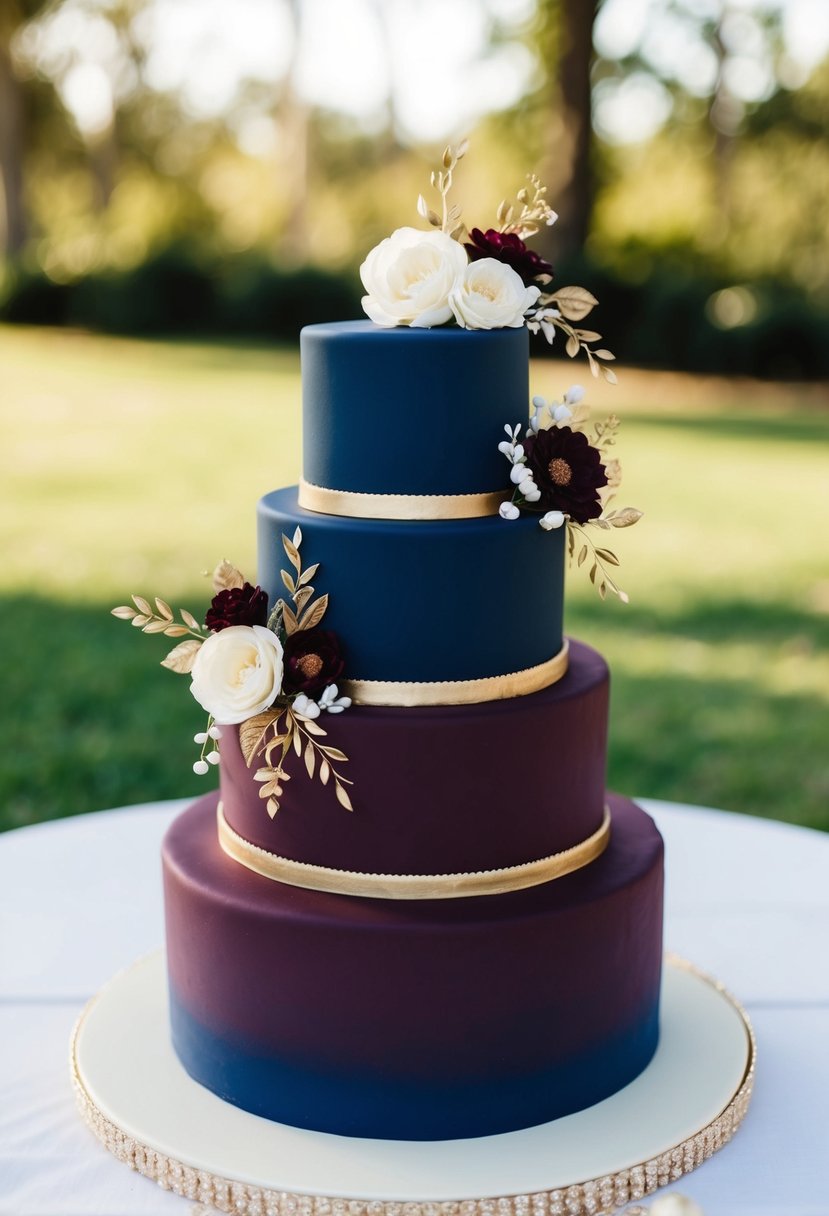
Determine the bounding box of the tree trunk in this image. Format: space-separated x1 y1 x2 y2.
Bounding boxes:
544 0 598 259
0 36 27 257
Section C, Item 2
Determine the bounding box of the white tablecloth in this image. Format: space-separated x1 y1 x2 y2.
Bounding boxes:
1 799 828 1216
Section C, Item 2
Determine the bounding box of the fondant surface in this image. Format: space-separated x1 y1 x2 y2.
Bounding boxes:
301 322 528 496
258 486 565 683
220 640 609 874
163 792 663 1140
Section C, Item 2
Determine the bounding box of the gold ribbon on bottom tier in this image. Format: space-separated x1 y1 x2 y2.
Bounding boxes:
216 803 611 899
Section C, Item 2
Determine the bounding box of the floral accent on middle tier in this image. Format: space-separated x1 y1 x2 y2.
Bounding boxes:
258 486 565 688
219 640 608 876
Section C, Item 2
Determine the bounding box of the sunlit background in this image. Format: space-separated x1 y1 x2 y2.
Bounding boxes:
1 0 827 832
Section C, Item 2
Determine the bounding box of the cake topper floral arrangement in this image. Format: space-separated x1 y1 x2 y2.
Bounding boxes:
362 140 641 602
112 531 354 814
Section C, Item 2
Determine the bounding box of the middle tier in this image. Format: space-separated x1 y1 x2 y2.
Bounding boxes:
220 640 608 875
258 486 565 687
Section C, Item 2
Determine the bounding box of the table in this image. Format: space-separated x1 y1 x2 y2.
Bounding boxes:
1 798 828 1216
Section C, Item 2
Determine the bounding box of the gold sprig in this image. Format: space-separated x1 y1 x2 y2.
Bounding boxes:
278 527 329 636
530 287 618 383
496 172 557 240
240 705 353 817
111 595 208 672
416 140 469 240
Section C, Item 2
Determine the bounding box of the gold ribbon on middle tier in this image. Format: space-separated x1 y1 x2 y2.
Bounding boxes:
217 802 612 899
343 641 570 707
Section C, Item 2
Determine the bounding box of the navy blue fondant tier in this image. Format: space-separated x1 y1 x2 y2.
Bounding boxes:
258 486 565 683
301 321 528 496
164 792 663 1141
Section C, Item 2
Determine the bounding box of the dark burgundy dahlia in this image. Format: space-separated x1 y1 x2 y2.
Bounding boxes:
205 583 268 632
283 628 345 697
464 228 553 286
523 426 608 524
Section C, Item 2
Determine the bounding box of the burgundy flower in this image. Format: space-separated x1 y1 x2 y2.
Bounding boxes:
205 583 268 632
283 628 345 697
523 426 608 524
464 228 553 286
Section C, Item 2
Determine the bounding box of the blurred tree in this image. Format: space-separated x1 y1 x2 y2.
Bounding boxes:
549 0 600 255
0 0 50 256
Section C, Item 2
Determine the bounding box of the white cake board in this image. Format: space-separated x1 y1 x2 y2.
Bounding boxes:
72 951 754 1213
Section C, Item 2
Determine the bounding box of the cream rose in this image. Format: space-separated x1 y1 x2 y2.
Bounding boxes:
190 625 284 725
449 258 540 330
360 227 468 328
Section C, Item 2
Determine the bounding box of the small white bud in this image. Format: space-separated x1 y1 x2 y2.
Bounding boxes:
518 476 536 496
499 501 520 520
512 443 524 462
510 464 527 485
552 404 573 425
497 440 514 457
564 384 585 404
523 486 542 503
193 732 208 744
193 760 209 776
531 395 546 408
208 725 222 740
540 510 565 530
206 750 220 765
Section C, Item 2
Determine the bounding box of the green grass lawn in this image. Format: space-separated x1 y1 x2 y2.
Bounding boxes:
1 325 828 832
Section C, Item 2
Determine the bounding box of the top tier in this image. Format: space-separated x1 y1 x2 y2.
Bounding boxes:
301 321 528 498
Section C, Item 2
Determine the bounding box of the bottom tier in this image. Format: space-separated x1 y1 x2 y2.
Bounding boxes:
162 792 663 1141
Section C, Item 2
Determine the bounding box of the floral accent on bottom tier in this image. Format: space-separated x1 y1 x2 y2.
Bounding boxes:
70 955 754 1216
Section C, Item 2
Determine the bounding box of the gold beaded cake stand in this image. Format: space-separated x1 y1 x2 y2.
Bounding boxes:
71 952 754 1216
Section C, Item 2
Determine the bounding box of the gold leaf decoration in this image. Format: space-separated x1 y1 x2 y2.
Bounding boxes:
282 602 299 635
132 595 152 615
293 586 314 613
607 507 644 528
111 606 136 620
321 746 349 763
154 598 173 620
281 569 296 594
282 533 301 573
239 710 283 766
550 286 599 322
298 593 329 631
212 560 245 592
180 609 201 630
319 758 331 786
299 563 319 586
304 740 315 779
160 639 202 673
335 782 354 811
142 619 171 634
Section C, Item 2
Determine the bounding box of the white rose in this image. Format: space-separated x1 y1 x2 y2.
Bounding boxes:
190 625 284 725
360 227 468 328
449 258 541 330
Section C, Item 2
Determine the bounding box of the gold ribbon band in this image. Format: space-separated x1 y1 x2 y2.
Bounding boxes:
217 803 611 900
343 641 569 707
298 478 505 521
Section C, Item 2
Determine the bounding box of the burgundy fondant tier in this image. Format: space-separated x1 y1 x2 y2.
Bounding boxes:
219 639 609 875
163 791 663 1141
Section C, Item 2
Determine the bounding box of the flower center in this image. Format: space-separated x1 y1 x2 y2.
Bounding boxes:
297 653 323 679
548 457 573 486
